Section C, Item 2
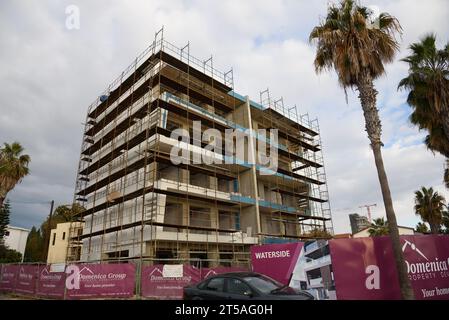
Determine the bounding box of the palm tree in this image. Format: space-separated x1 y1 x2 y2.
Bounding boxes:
0 142 31 208
399 34 449 143
309 0 414 299
398 35 449 188
368 218 389 237
415 222 429 234
414 187 445 234
442 207 449 234
444 160 449 189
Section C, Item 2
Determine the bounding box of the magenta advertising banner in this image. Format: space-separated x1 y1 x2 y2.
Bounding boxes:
37 265 65 298
65 263 135 299
251 242 303 285
15 265 38 295
0 264 19 292
141 264 201 299
201 267 248 280
330 235 449 300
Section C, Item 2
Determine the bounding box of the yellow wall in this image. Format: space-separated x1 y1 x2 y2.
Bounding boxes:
353 226 414 238
47 222 83 264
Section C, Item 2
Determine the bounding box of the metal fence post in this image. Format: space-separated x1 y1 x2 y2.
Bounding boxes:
135 259 141 300
35 263 40 299
63 263 68 300
13 262 20 296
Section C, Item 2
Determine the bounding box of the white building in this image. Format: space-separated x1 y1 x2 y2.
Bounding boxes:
353 226 415 238
4 225 30 262
290 240 336 300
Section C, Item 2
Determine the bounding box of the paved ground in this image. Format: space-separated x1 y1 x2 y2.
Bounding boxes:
0 293 38 300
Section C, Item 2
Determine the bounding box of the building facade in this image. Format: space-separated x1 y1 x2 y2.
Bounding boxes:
4 226 30 262
349 213 371 234
353 226 415 238
71 32 332 266
47 222 84 264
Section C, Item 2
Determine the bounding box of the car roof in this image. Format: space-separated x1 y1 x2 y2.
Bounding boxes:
207 272 263 278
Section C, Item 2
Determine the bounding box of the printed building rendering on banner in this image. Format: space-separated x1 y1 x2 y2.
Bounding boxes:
250 241 336 300
330 235 449 300
290 240 336 300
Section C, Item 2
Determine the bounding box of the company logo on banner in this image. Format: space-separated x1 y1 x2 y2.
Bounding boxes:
330 235 449 300
250 242 303 285
0 264 19 291
15 265 38 294
65 263 135 299
37 265 65 298
141 264 201 299
401 236 449 299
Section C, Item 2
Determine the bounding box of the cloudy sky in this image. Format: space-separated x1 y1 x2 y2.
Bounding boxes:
1 0 448 234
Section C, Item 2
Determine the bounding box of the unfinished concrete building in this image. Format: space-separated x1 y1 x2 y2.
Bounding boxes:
71 30 333 267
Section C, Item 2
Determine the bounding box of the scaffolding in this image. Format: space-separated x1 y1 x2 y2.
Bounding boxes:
68 28 334 268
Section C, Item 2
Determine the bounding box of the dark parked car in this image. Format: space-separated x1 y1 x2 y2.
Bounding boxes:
183 272 314 300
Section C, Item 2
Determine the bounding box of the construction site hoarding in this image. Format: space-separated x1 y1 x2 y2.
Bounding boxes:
330 235 449 300
141 264 201 299
250 242 304 285
140 264 250 299
15 265 38 294
0 264 19 292
65 263 135 299
37 265 65 298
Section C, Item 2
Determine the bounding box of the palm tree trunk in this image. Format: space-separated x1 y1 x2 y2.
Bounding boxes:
444 159 449 189
442 117 449 146
429 222 439 234
0 197 4 209
357 71 415 300
371 143 414 299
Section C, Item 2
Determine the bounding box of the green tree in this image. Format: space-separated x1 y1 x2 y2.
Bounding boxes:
39 203 84 261
0 199 22 263
414 187 446 234
24 226 44 262
368 218 389 236
415 222 429 234
442 208 449 234
398 35 449 189
0 142 31 209
0 199 10 244
399 34 449 146
303 228 332 239
0 245 22 263
309 0 413 299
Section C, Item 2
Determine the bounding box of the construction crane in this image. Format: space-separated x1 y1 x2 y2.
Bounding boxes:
359 204 377 222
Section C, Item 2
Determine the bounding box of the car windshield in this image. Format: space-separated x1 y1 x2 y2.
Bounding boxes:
242 275 284 294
